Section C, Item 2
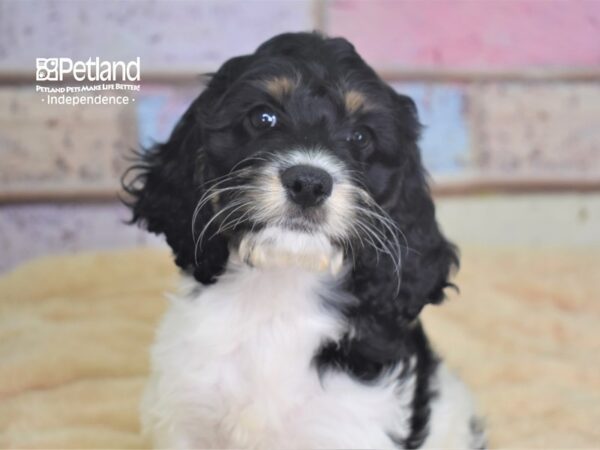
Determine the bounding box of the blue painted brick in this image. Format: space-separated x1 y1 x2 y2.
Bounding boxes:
137 85 198 148
393 83 469 177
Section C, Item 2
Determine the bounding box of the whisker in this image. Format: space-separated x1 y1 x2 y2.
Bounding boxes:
351 218 385 265
191 184 262 240
349 197 405 294
364 198 413 256
212 200 256 238
193 200 248 265
190 151 278 241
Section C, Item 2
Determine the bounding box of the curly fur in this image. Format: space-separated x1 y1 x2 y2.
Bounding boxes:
124 32 484 449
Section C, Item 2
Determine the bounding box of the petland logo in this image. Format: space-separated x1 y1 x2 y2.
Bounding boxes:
36 57 140 82
35 57 141 106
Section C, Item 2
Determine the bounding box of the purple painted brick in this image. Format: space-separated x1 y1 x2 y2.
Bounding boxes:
0 202 165 273
0 0 314 72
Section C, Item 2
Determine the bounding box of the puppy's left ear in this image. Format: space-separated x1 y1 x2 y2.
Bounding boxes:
389 92 459 319
350 91 459 324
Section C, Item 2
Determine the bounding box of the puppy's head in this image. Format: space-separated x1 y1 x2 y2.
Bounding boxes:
124 32 457 322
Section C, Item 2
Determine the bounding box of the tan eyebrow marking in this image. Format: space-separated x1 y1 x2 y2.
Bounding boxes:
344 90 369 113
264 76 297 100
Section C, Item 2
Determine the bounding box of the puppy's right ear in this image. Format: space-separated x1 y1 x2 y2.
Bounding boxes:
122 56 251 283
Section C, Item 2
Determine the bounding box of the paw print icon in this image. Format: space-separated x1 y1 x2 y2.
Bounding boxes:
36 58 59 81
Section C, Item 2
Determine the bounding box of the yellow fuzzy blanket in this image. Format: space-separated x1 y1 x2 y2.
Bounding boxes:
0 247 598 448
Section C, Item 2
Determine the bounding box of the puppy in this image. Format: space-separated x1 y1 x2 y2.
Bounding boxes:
124 32 486 449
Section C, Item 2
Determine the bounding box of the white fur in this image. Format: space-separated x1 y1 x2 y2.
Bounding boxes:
249 149 357 241
238 227 344 275
422 365 485 449
142 252 417 449
141 227 481 449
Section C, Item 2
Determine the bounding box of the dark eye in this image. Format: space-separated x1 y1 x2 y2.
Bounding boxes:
346 126 372 146
249 107 278 129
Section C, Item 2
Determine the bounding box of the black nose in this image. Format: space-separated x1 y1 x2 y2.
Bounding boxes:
281 165 333 208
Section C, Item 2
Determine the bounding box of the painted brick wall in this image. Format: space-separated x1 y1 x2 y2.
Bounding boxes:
4 0 599 72
327 0 600 69
1 0 600 271
469 83 600 176
0 87 137 196
1 0 599 194
0 0 314 71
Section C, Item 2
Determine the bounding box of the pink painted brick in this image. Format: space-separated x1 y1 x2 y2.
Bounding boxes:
469 83 600 176
0 0 314 72
328 0 600 68
0 87 137 194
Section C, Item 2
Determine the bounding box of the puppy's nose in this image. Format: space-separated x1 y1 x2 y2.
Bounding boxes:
281 165 333 208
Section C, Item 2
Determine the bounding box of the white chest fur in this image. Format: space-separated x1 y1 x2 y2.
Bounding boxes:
141 260 415 449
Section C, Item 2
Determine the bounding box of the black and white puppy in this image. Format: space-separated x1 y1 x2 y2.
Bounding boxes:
125 32 485 449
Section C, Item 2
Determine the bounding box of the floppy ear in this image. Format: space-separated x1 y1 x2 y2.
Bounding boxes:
122 56 251 284
344 91 459 364
386 91 459 317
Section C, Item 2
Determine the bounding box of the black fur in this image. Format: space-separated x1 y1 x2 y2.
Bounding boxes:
401 322 440 449
123 32 459 446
